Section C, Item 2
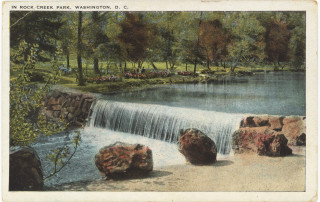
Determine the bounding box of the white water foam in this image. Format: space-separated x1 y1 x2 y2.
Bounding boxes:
88 100 243 154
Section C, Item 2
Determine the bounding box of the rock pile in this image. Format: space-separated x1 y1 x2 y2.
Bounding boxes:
239 115 306 146
95 142 153 179
233 115 305 156
179 128 217 165
43 90 95 127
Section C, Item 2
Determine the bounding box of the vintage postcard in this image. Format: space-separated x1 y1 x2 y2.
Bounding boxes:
2 0 318 201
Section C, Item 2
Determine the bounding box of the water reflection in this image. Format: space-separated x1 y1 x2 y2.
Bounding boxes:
105 72 306 116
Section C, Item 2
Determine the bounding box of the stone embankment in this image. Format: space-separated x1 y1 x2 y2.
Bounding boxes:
233 115 306 155
42 90 95 127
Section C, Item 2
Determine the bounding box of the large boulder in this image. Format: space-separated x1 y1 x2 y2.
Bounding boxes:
232 128 292 156
239 115 306 146
232 127 269 153
178 128 217 165
95 142 153 179
9 147 44 191
281 117 305 146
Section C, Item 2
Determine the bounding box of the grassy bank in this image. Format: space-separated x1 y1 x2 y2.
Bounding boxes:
10 61 305 94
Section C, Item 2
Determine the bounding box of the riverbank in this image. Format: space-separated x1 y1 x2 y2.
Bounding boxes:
62 74 224 94
47 146 305 192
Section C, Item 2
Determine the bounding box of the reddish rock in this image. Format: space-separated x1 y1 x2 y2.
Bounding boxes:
282 118 305 145
296 133 306 146
256 133 275 155
95 142 153 179
268 116 282 131
241 116 257 127
10 147 44 191
269 134 292 156
282 116 302 125
178 128 217 165
233 128 292 156
253 115 269 127
232 127 270 153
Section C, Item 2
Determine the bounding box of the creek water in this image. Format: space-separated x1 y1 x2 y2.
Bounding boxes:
31 72 305 187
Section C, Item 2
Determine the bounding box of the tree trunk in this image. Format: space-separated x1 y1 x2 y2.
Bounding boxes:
278 61 285 70
207 60 210 69
223 61 226 69
124 62 127 72
166 61 168 70
194 59 197 76
151 62 158 70
186 63 188 71
93 57 100 74
170 62 175 70
77 11 85 86
66 52 70 68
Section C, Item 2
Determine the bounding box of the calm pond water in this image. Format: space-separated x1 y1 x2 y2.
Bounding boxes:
104 72 306 116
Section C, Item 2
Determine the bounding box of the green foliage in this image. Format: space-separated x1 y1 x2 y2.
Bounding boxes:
10 11 306 86
44 131 81 181
10 42 67 146
224 12 266 71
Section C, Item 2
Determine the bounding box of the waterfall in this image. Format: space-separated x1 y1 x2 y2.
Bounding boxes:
88 100 243 154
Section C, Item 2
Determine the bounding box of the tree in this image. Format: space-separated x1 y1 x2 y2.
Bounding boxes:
117 12 152 68
77 11 85 86
287 12 306 70
10 11 63 63
10 41 81 181
58 12 76 68
265 17 291 69
84 12 109 74
224 12 266 72
199 19 231 69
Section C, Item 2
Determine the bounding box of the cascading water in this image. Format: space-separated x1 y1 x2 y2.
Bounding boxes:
89 100 243 154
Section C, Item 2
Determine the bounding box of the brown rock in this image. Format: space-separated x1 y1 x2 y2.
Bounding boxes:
282 119 305 145
67 113 74 120
253 116 269 127
9 147 43 191
51 105 62 111
241 116 257 127
269 116 282 131
47 97 59 105
74 108 82 117
232 127 270 153
73 100 81 108
282 116 302 125
233 128 292 156
296 133 306 146
178 128 217 165
67 107 76 113
269 134 292 156
95 142 153 179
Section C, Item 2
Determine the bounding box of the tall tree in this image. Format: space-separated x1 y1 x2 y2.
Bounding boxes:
199 19 231 69
117 12 152 68
10 11 63 63
265 17 291 69
77 11 85 86
58 12 75 68
84 12 109 74
224 12 266 71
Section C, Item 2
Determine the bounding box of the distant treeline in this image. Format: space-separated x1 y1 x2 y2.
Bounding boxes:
10 11 305 84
